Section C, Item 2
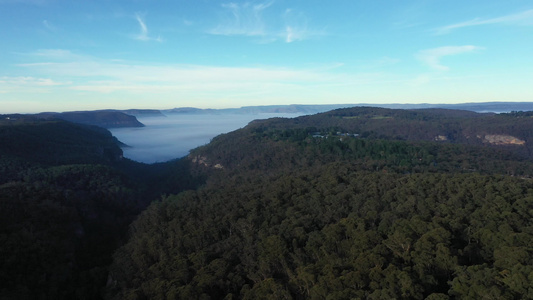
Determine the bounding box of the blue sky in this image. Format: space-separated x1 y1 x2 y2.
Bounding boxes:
1 0 532 113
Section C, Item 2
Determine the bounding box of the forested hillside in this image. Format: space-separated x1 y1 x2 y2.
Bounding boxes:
108 168 533 299
0 117 200 299
3 107 533 299
35 111 145 128
106 108 533 299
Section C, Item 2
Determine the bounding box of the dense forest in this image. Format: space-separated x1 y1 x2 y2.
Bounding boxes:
2 107 533 299
0 117 201 299
109 169 533 299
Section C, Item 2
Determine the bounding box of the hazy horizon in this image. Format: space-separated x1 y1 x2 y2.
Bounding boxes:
2 1 533 113
3 101 533 115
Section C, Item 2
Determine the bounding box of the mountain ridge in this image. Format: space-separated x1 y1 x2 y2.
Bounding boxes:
108 106 533 299
4 105 533 299
164 102 533 115
9 102 532 130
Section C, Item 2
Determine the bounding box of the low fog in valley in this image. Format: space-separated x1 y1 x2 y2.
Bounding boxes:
110 113 302 163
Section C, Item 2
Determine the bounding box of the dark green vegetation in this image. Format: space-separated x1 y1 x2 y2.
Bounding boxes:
109 108 533 299
0 116 200 299
109 169 533 299
35 110 145 128
3 107 533 299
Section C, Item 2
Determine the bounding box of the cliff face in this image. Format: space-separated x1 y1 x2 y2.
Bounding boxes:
0 119 124 165
189 155 225 169
482 134 525 146
120 109 166 117
37 111 145 128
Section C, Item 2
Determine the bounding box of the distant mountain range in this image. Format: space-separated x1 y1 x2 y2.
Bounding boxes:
4 105 533 298
4 102 533 129
3 110 146 129
36 111 146 128
164 102 533 115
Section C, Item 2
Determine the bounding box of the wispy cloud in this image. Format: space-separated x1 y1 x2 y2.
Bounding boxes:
42 19 56 31
15 49 398 99
12 48 507 111
0 76 67 86
0 76 69 96
434 9 533 35
358 56 401 70
209 2 323 43
31 49 77 59
282 8 324 43
134 13 162 42
209 2 273 36
416 46 483 71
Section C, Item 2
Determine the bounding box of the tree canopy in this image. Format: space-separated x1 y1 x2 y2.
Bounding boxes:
3 107 533 299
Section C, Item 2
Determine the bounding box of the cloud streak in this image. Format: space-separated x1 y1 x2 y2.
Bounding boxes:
9 48 507 112
0 76 67 86
282 8 324 43
0 76 69 96
416 46 482 71
42 20 56 31
209 2 323 43
434 9 533 35
134 14 162 42
209 2 273 37
15 49 398 100
283 26 324 43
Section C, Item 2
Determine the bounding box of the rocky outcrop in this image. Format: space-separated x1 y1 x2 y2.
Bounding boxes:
190 155 224 169
190 155 209 167
483 134 525 146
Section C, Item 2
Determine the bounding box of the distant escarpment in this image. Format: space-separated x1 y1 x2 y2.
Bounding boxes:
110 106 533 300
37 110 145 128
247 107 533 155
164 104 355 115
0 117 124 165
165 102 533 115
120 109 166 118
188 107 533 177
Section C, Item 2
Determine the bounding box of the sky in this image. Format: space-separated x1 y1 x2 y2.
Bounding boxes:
1 0 533 113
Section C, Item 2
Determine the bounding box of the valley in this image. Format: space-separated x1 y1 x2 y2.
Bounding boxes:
2 106 533 299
